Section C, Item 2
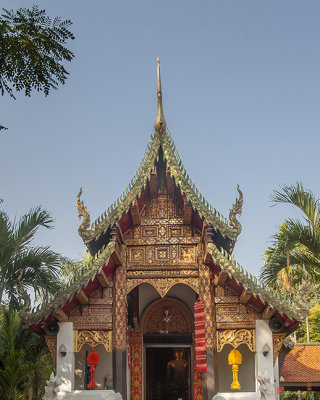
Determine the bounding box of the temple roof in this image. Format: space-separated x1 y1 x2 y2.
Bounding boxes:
280 344 320 385
77 58 243 248
27 59 309 330
27 238 308 327
77 128 243 245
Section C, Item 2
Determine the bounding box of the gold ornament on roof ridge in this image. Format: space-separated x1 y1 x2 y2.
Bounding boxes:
154 57 166 133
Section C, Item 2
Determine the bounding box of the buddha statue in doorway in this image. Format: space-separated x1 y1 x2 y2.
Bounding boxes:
166 348 188 400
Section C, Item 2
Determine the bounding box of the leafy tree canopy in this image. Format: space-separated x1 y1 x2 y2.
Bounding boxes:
0 5 75 129
297 305 320 343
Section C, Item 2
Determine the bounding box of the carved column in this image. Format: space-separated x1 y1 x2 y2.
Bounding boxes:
113 262 127 400
199 250 217 399
129 332 143 400
193 335 204 400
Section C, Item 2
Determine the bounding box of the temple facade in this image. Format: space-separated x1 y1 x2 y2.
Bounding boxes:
28 60 307 400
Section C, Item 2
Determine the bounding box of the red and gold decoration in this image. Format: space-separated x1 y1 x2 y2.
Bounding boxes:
87 349 100 389
199 261 216 350
228 348 242 390
140 298 193 334
113 264 127 350
194 300 207 372
129 333 143 400
193 334 204 400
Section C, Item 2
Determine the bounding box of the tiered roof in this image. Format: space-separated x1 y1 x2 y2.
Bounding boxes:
28 58 308 330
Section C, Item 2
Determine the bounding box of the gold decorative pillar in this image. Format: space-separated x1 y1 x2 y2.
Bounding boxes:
199 261 216 350
199 247 217 400
273 333 286 364
45 335 57 366
193 335 204 400
129 332 143 400
112 261 128 400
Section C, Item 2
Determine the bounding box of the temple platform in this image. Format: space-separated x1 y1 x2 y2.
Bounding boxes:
57 390 122 400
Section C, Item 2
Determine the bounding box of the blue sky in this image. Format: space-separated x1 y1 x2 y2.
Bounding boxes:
1 0 320 276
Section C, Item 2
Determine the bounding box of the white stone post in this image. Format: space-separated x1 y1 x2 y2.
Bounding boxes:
256 320 276 399
56 322 75 392
256 320 274 379
274 357 280 400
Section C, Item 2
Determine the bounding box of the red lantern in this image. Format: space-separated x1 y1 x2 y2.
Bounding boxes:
87 349 100 389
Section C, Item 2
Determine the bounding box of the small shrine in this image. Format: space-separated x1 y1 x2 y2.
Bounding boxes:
28 59 308 400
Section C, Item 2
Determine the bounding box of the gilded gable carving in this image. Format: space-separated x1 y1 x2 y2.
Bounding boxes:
123 190 200 294
215 286 239 303
68 290 113 330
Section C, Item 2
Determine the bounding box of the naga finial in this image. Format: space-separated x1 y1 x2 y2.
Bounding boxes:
77 187 91 238
229 185 243 236
154 57 167 133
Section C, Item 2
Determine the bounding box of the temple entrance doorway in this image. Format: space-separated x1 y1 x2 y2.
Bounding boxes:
145 344 192 400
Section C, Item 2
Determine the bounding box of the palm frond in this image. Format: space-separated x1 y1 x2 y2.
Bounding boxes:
13 207 54 249
272 183 319 227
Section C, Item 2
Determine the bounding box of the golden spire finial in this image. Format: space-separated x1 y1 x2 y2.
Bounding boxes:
154 57 166 133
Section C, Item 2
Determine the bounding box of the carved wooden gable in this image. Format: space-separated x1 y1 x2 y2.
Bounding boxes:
68 288 113 330
215 285 261 329
124 188 201 296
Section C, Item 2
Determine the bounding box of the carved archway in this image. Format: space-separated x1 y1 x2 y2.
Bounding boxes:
140 297 193 334
127 278 199 298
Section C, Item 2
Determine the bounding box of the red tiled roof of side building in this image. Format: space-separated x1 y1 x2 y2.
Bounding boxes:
280 344 320 383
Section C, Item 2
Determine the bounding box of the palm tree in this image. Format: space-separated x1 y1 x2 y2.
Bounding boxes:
0 204 61 312
261 183 320 291
0 308 53 400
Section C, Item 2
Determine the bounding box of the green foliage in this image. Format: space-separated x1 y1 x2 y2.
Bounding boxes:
296 305 320 343
0 309 53 400
0 5 75 130
281 391 320 399
0 202 61 311
0 5 74 99
261 183 320 294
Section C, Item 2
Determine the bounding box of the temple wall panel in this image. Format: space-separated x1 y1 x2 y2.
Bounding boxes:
113 264 127 351
217 344 255 393
74 344 112 390
68 289 113 330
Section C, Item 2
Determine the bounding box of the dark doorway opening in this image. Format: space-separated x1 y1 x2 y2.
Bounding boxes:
145 346 191 400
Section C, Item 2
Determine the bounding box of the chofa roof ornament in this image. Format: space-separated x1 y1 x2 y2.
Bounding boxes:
154 57 167 133
229 185 243 237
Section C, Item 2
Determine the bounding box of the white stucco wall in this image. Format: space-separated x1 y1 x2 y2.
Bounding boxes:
255 319 274 379
57 322 75 392
167 283 198 314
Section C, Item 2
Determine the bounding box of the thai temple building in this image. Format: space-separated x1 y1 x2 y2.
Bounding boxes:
28 59 308 400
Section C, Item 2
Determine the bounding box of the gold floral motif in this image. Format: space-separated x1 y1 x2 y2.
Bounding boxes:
140 298 193 333
45 335 57 365
127 268 198 277
273 333 286 364
113 264 127 351
129 333 143 400
199 262 216 350
74 330 112 352
217 329 255 352
127 277 199 297
127 244 198 266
